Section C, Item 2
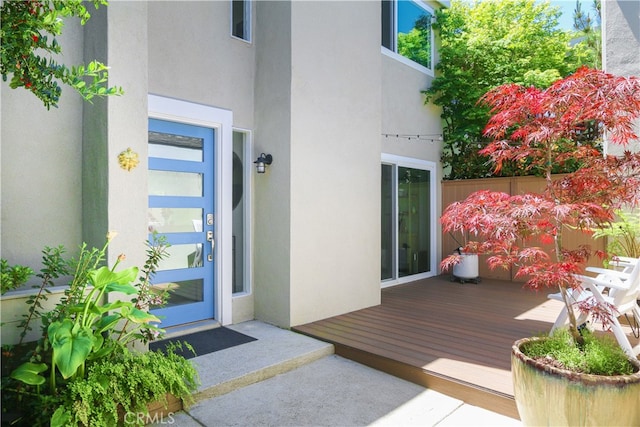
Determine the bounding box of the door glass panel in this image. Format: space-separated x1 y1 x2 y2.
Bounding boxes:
149 131 203 161
152 279 204 307
148 208 202 234
149 170 203 197
381 164 394 281
156 244 204 270
398 167 431 277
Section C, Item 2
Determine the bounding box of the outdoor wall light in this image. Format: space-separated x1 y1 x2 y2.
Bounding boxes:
254 153 273 174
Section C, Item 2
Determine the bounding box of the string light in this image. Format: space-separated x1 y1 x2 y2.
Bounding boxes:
382 133 443 143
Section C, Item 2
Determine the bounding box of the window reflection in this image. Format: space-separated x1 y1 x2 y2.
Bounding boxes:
397 1 432 69
156 244 204 270
152 279 204 307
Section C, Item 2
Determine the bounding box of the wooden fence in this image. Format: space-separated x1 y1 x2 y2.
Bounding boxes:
441 176 606 282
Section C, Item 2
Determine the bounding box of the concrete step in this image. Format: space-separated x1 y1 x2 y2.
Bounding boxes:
188 321 335 402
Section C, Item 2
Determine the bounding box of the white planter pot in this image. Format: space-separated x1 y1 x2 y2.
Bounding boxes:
453 253 479 279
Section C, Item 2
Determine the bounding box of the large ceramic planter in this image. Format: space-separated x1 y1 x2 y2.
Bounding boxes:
512 337 640 426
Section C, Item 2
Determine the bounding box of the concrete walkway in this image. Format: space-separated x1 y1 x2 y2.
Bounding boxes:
151 321 522 427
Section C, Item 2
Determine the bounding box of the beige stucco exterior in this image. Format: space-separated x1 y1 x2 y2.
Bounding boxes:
602 0 640 156
287 1 383 326
2 0 446 343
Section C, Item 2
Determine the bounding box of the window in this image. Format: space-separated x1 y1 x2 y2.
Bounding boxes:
232 130 250 295
381 155 437 284
381 0 433 72
231 0 251 41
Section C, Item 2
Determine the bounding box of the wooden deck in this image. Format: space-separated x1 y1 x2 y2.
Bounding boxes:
293 275 600 420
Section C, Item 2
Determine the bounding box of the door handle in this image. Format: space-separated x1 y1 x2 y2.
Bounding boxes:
207 231 214 262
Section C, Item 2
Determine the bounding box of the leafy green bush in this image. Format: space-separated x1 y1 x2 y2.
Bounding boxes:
0 260 34 295
523 329 635 376
1 233 192 426
53 343 199 427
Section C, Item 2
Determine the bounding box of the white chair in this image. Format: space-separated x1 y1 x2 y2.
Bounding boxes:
548 257 640 357
586 256 637 276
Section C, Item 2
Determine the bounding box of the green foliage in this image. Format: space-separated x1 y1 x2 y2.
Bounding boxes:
424 0 600 180
523 329 634 375
52 343 199 427
10 361 48 386
571 0 602 69
0 0 123 109
592 209 640 259
11 234 169 391
17 245 69 344
2 233 183 425
0 260 34 295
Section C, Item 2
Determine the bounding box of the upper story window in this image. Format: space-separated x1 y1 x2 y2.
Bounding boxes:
381 0 433 73
232 0 251 42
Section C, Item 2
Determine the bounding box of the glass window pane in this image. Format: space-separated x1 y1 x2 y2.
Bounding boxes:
381 0 394 50
397 0 432 69
152 279 204 307
149 131 203 161
157 244 205 270
148 208 203 234
398 167 431 277
232 0 250 40
149 170 203 197
381 164 394 281
232 131 247 294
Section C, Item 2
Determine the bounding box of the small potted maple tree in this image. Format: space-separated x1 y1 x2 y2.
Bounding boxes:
440 67 640 426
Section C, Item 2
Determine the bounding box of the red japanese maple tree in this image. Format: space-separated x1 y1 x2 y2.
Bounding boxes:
441 67 640 344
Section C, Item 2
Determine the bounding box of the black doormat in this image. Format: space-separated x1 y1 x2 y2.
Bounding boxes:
150 327 257 359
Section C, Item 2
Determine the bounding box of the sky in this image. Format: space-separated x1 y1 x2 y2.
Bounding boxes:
553 0 576 30
551 0 598 31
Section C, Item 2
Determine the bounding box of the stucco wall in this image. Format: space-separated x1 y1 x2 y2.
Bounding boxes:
288 1 382 326
1 2 149 344
0 15 86 344
253 1 293 327
147 1 255 129
1 21 84 269
83 2 149 274
602 0 640 78
602 0 640 156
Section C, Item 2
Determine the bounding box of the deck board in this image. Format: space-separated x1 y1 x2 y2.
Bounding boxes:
293 275 639 420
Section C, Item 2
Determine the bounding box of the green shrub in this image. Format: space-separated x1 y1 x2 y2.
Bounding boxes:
54 342 199 427
0 259 34 295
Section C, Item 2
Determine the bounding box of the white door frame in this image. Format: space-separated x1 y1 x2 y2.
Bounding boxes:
148 94 233 325
381 153 438 288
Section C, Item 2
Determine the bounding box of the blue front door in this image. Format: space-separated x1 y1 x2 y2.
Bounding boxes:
148 118 215 327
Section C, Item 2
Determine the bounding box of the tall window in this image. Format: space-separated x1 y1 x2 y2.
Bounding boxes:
381 0 433 71
231 0 251 41
232 130 250 295
381 156 437 284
